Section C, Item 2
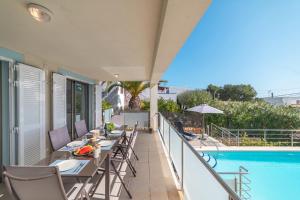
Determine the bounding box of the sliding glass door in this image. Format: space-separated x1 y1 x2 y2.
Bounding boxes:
0 61 3 182
67 80 89 139
0 60 11 182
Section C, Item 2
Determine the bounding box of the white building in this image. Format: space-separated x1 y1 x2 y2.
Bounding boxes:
263 96 300 106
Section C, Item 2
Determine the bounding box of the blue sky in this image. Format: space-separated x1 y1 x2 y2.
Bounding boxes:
162 0 300 97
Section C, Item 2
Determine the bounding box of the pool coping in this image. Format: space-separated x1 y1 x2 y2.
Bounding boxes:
195 146 300 152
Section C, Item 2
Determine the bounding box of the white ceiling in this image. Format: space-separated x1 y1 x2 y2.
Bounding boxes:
0 0 210 82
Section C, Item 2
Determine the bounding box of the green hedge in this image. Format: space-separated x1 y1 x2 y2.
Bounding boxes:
176 89 300 129
158 98 180 113
207 100 300 129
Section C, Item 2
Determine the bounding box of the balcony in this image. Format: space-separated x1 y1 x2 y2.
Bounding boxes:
1 115 241 200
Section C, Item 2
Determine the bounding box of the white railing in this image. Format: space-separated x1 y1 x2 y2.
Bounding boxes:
158 113 240 200
230 128 300 146
210 124 239 146
210 123 300 146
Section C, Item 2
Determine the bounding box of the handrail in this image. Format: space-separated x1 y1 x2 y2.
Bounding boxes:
199 152 218 168
217 166 251 200
211 155 218 168
159 113 241 200
229 128 300 132
211 124 238 146
218 172 248 175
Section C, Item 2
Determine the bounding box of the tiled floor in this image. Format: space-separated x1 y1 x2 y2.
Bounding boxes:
118 132 181 200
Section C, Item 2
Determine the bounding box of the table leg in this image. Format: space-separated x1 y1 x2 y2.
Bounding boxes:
105 153 110 200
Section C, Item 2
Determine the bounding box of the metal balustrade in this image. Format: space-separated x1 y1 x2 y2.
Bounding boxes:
210 123 300 146
158 113 241 200
219 166 251 200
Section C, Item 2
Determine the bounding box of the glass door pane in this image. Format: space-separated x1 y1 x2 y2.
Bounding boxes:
66 79 73 138
74 82 88 123
66 80 89 139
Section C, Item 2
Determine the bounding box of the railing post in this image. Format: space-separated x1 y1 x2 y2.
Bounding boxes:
291 132 294 146
234 177 238 193
239 167 242 197
162 117 164 141
207 124 210 136
237 130 240 146
169 124 171 157
181 139 184 190
264 130 267 146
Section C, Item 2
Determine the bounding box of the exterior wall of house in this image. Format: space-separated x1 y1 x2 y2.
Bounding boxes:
0 48 102 164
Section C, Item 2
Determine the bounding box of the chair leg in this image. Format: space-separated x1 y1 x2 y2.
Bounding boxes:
111 161 132 199
125 159 136 177
90 171 105 196
84 190 91 200
129 145 139 160
119 148 136 176
113 146 122 158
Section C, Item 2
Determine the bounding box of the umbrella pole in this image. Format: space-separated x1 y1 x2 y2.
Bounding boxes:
202 114 205 139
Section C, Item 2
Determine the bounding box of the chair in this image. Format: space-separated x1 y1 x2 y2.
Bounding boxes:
90 125 138 199
174 121 198 141
75 120 88 138
49 126 71 151
90 123 138 199
3 166 91 200
112 123 138 175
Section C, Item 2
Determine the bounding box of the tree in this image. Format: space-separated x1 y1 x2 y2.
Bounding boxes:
177 89 213 109
206 84 222 100
219 84 257 101
106 81 150 110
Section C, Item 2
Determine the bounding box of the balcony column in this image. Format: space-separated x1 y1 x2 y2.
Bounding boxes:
150 83 158 132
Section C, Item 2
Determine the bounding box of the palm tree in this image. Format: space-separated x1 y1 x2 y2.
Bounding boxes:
106 81 150 110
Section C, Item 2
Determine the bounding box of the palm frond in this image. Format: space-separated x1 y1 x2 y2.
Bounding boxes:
106 82 123 93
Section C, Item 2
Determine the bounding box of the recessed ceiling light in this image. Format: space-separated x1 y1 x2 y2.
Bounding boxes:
114 74 119 79
27 3 52 22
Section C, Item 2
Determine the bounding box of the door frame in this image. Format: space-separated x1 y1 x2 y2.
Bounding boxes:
0 57 15 182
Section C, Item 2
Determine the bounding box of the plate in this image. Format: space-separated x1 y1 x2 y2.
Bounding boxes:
67 141 84 147
99 140 113 147
90 129 101 135
110 130 123 134
55 160 79 172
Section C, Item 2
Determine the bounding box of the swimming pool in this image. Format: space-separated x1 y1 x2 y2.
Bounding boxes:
207 151 300 200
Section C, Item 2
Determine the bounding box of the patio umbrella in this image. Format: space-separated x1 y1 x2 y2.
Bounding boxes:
186 104 223 138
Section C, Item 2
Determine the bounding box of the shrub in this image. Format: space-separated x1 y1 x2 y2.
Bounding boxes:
106 122 115 132
102 100 112 110
158 98 180 113
140 100 150 111
207 100 300 129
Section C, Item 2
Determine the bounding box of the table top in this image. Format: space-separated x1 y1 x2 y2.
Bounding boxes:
37 130 126 178
37 151 109 178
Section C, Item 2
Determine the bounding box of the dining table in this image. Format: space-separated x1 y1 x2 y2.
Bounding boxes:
36 128 126 200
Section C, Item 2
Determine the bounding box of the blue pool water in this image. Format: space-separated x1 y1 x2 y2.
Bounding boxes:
207 151 300 200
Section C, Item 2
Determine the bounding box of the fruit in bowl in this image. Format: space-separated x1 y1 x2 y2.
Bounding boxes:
73 145 94 156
